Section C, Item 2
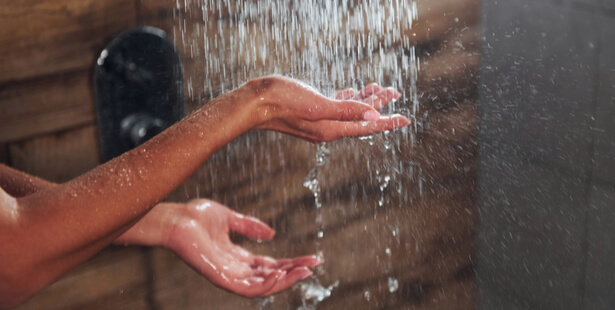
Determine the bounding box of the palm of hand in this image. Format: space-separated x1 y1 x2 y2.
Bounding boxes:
252 76 409 142
167 199 320 298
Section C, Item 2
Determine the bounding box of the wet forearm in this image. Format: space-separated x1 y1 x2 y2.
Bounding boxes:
1 84 259 306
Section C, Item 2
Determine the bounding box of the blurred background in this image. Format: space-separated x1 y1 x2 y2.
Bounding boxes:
0 0 613 309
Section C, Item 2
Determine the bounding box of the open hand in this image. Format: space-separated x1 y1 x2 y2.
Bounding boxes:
163 199 321 298
247 76 410 142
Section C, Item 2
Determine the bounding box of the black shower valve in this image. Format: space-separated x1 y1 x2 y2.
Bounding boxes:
94 26 185 162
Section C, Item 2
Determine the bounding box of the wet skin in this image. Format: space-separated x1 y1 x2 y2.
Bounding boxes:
0 76 408 308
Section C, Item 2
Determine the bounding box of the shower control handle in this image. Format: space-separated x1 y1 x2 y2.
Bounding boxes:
120 113 165 147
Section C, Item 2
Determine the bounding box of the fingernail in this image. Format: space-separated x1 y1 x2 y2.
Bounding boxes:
310 259 323 267
363 110 380 121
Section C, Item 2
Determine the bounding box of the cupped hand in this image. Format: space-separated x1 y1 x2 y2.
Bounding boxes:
247 76 410 142
165 199 321 298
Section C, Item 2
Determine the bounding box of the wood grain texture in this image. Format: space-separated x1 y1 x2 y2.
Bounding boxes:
0 70 96 143
13 247 150 310
0 0 137 84
8 124 101 183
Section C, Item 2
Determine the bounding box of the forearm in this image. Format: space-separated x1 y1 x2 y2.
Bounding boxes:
0 164 170 247
0 84 259 307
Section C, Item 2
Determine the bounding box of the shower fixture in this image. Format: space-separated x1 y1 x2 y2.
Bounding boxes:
94 26 184 162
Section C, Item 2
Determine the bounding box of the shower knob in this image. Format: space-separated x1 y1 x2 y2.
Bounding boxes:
94 26 185 162
120 113 165 147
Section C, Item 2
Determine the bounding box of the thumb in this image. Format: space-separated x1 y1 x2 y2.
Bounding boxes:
228 212 276 240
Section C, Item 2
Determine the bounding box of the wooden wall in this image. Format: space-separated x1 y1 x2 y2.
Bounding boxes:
1 1 151 309
1 0 480 309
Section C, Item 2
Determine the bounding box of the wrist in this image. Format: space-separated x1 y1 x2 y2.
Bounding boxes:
157 203 185 249
240 77 275 128
113 203 179 248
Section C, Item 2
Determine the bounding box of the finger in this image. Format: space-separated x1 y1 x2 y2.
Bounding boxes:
253 255 279 268
311 99 380 122
363 88 401 109
229 212 276 240
328 115 411 139
354 83 382 100
252 255 321 272
276 255 323 270
261 267 313 296
233 269 283 298
360 95 384 110
334 88 359 100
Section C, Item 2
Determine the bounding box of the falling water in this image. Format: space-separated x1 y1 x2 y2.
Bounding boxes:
174 0 419 104
297 143 338 309
174 0 420 308
303 143 330 262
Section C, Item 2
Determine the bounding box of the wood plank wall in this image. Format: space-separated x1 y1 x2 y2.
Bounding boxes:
1 1 150 309
1 0 480 309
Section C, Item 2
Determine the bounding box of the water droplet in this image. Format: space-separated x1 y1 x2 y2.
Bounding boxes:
388 277 399 293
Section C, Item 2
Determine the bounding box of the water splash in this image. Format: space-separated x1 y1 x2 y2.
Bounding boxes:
257 296 275 310
294 277 339 310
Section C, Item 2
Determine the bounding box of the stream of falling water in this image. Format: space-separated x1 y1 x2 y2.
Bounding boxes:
303 143 330 263
174 0 419 308
296 143 339 310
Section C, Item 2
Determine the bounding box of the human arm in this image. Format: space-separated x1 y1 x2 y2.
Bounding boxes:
115 199 321 297
0 164 321 298
0 76 409 308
